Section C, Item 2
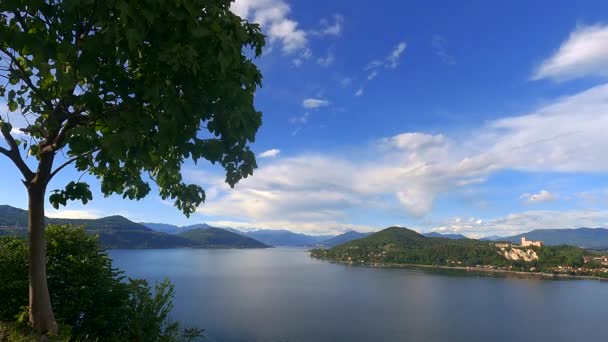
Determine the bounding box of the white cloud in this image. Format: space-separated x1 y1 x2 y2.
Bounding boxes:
189 83 608 234
317 51 334 67
232 0 307 54
382 132 446 150
430 210 608 238
432 34 455 65
313 14 344 37
365 41 407 71
386 42 407 69
355 41 407 94
302 98 329 109
520 190 557 203
268 20 307 54
533 24 608 81
46 209 102 220
259 149 281 158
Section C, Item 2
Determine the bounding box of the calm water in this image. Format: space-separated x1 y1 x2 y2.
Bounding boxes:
109 248 608 342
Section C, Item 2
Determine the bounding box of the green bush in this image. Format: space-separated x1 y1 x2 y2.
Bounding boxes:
0 225 203 341
0 236 28 321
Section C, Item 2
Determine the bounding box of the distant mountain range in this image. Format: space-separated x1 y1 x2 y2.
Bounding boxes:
178 228 270 248
0 205 268 249
489 228 608 250
141 223 347 247
318 231 372 247
241 229 333 247
5 204 608 250
141 222 240 235
423 232 468 239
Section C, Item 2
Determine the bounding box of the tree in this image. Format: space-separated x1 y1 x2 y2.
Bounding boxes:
0 0 264 336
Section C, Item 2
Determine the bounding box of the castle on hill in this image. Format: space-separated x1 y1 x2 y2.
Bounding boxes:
521 236 543 247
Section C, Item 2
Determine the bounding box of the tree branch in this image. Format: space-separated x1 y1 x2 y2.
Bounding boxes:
0 126 34 181
0 47 55 112
49 149 98 181
40 112 88 154
49 156 79 180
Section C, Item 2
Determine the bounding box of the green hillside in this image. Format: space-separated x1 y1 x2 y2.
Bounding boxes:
310 226 595 271
311 227 506 266
0 205 29 228
178 228 270 248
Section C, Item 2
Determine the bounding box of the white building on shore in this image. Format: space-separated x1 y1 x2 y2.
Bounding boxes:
521 237 543 247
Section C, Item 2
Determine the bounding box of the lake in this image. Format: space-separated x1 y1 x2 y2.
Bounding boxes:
109 248 608 342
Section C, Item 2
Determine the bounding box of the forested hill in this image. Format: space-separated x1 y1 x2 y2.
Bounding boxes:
311 226 503 266
310 226 593 270
0 205 268 249
178 228 271 248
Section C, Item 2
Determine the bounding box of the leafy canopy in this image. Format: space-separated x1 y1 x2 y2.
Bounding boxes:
0 0 264 214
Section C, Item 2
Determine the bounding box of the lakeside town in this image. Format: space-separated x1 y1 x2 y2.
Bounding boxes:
311 228 608 280
477 237 608 278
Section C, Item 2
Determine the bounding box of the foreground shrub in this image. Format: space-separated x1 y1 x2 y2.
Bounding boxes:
0 225 203 341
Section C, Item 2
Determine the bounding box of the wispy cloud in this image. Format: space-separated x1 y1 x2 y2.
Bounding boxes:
302 98 329 109
366 42 407 70
355 41 407 96
290 112 309 124
367 70 378 80
259 149 281 158
313 14 344 37
520 190 557 203
317 51 335 67
386 42 407 68
532 23 608 81
432 34 455 65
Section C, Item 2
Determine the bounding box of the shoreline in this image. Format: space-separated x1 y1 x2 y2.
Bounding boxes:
313 258 608 281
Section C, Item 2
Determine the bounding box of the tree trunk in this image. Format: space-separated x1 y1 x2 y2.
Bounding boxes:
27 183 57 338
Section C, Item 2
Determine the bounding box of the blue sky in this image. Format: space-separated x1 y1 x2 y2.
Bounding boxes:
2 0 608 237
